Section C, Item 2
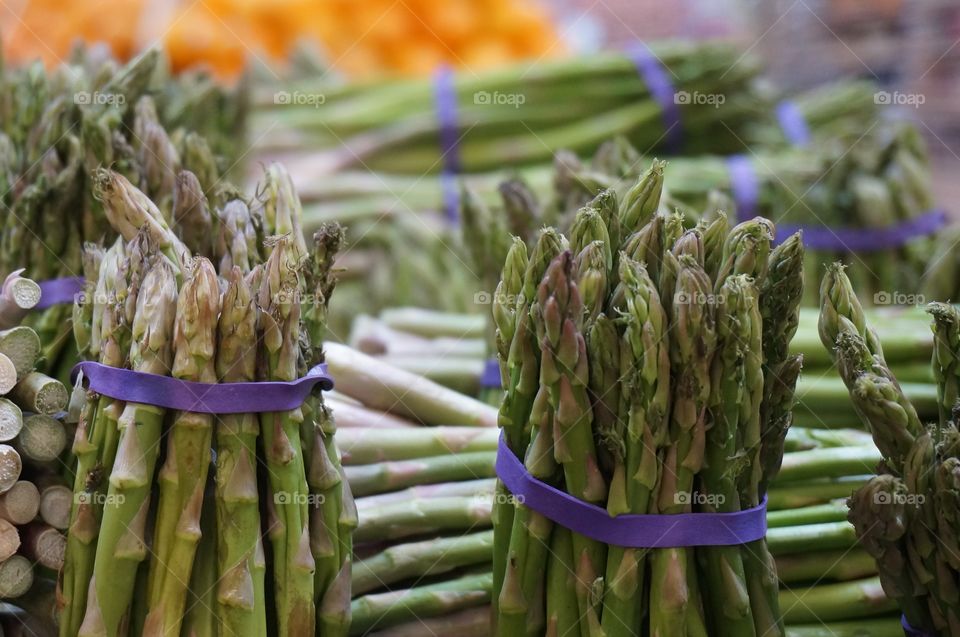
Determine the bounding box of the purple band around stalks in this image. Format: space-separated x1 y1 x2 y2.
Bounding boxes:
496 433 767 547
71 361 333 414
479 358 502 389
776 100 812 146
726 156 946 251
434 65 462 224
627 44 682 153
901 615 935 637
727 155 759 220
35 276 85 310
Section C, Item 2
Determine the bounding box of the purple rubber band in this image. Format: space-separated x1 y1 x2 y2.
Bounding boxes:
726 157 945 251
727 155 759 220
496 434 767 547
901 615 935 637
36 276 85 310
777 209 946 252
776 100 811 146
71 361 333 414
627 44 682 153
479 358 502 389
434 66 461 224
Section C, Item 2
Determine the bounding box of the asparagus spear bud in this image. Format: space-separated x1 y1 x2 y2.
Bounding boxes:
492 238 528 384
574 241 610 326
569 206 613 272
715 217 774 289
602 256 670 637
927 302 960 429
178 131 219 196
93 168 189 268
819 262 883 359
73 244 104 360
214 266 267 636
80 257 178 637
848 475 931 632
619 159 665 233
145 258 220 637
172 170 213 257
700 211 729 280
258 162 308 260
498 177 541 241
589 187 621 256
216 199 258 273
760 232 805 365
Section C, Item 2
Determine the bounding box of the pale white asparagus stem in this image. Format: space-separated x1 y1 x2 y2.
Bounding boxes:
20 522 66 571
354 478 496 511
0 481 39 525
0 400 22 443
0 327 40 381
0 555 33 598
12 414 67 464
0 519 20 561
37 482 72 530
0 447 21 494
0 270 42 330
8 373 68 415
0 354 17 395
337 427 499 464
324 395 418 429
324 343 497 427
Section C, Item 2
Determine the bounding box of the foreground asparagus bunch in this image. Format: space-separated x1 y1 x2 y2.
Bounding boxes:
486 163 805 635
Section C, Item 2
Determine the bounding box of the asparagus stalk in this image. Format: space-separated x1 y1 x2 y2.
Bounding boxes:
337 427 498 464
145 258 220 637
8 372 67 415
353 496 491 544
344 451 497 497
214 267 267 637
257 237 315 635
352 530 494 595
602 257 670 637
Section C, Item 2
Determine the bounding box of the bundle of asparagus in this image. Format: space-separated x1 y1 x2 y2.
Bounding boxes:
0 45 244 381
58 163 352 637
819 263 960 635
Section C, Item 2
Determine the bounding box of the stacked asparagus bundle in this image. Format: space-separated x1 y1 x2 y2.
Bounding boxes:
58 163 353 637
0 272 72 637
819 264 960 635
0 46 244 381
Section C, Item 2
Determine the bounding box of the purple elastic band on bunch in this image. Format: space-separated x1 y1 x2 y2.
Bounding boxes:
775 101 811 146
496 434 767 547
901 615 934 637
434 66 462 225
727 155 759 220
479 358 502 389
627 44 682 153
726 156 946 252
36 276 85 310
71 361 333 414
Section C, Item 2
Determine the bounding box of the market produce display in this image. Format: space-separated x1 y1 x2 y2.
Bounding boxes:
819 264 960 636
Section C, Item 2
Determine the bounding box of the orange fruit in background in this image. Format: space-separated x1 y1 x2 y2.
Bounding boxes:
1 0 563 80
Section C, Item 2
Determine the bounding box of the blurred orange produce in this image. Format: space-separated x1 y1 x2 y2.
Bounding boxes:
1 0 563 80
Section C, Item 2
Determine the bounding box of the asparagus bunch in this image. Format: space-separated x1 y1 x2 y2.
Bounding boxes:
819 263 960 635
